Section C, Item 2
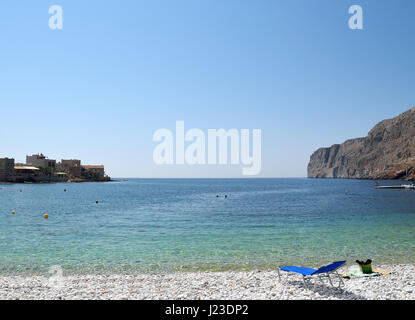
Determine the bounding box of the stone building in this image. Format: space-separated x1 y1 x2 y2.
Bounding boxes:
57 159 82 178
81 165 106 180
26 154 56 169
0 158 15 182
1 155 109 183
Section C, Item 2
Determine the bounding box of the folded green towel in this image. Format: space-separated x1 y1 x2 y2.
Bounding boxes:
344 267 381 278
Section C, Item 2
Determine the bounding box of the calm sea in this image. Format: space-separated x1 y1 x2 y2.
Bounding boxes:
1 178 415 275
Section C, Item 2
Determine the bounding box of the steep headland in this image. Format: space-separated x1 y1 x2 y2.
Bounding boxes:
308 106 415 180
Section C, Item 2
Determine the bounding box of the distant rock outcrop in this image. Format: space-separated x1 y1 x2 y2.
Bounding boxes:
308 106 415 180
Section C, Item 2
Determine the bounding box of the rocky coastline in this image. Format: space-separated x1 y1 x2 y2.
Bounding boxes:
308 106 415 180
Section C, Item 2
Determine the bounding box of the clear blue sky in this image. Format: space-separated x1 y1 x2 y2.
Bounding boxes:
1 0 414 177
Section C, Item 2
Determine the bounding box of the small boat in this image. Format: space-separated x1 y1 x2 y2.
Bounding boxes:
375 184 415 189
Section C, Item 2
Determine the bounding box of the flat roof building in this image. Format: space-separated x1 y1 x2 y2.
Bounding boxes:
13 165 40 183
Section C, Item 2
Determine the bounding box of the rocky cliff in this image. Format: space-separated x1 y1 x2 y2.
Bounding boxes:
308 106 415 180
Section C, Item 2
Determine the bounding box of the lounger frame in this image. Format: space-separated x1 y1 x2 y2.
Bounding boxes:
277 261 345 288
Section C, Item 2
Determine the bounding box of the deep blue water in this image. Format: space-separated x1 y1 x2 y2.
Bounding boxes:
1 178 415 275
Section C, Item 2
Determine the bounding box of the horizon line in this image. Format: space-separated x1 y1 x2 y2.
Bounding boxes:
111 177 308 179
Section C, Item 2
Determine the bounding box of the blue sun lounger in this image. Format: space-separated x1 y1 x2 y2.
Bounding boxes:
278 261 346 288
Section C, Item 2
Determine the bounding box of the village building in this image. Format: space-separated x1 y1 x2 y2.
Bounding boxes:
81 165 106 180
0 154 109 183
26 154 56 169
57 159 82 178
13 166 41 183
0 158 15 182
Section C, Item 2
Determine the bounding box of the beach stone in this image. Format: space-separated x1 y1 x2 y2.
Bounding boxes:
0 264 414 300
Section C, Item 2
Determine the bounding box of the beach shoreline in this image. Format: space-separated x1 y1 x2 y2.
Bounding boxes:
0 264 414 300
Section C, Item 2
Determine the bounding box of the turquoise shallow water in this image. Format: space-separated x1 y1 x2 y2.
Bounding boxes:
1 178 415 275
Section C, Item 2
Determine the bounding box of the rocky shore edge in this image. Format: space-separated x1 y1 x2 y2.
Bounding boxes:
308 106 415 180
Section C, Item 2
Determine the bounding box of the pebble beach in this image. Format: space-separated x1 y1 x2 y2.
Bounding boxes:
0 264 414 300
